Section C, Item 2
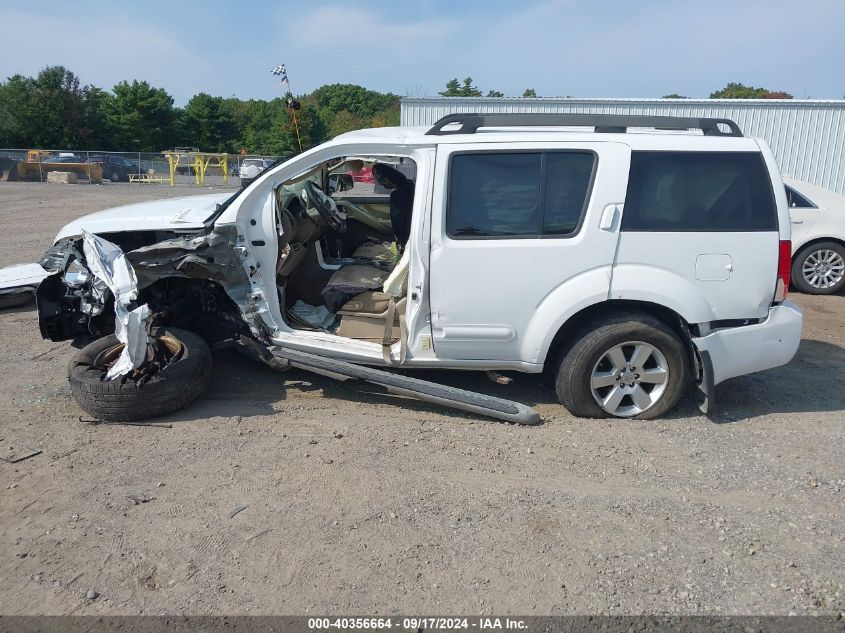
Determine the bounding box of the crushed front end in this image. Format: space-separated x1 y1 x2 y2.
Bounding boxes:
35 227 259 346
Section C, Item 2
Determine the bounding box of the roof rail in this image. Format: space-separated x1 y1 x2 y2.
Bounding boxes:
425 113 743 137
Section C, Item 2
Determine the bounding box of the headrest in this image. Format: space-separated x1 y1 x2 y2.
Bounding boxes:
372 162 408 190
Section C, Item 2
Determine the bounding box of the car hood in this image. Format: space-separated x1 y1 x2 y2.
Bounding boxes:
54 193 231 242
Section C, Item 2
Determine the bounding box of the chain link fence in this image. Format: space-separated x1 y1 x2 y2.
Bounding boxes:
0 149 281 188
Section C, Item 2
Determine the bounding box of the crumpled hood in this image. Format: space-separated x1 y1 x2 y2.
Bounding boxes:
54 193 231 242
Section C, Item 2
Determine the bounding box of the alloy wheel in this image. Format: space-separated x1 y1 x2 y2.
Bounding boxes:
590 341 669 417
802 249 845 290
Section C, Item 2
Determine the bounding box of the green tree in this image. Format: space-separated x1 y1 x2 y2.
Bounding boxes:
257 96 326 156
239 99 278 154
0 74 36 147
662 93 688 99
0 66 100 148
182 93 236 152
311 84 398 119
105 80 177 151
439 77 482 97
326 110 363 138
710 82 793 99
78 86 113 149
522 88 537 97
31 66 88 147
486 90 504 97
368 104 400 128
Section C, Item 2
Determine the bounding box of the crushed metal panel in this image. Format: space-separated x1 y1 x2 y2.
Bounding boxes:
81 231 152 380
125 225 272 340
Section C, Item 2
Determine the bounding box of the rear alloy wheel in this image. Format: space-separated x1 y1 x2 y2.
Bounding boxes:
555 312 689 419
792 241 845 295
589 341 670 417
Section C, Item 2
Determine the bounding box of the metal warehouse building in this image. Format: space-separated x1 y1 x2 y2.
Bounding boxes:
401 98 845 195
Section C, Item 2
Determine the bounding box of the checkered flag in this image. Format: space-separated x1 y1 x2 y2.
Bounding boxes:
271 64 290 90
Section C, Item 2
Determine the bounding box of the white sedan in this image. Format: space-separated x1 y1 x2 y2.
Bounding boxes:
784 176 845 295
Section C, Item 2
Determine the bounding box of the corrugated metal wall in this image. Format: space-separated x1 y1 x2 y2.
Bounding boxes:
401 98 845 195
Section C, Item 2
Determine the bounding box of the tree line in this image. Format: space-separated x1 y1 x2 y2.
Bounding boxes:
0 67 798 154
440 76 795 100
0 66 400 155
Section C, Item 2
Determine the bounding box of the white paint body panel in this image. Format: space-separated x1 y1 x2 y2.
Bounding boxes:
611 232 779 322
783 176 845 253
54 193 229 241
693 301 803 385
0 263 48 290
429 141 630 362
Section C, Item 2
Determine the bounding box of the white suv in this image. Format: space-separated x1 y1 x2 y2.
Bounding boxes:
31 113 803 423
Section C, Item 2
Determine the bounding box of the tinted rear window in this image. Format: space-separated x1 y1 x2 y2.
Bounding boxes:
622 151 777 232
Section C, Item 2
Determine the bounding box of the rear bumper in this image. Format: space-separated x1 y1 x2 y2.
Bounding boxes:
692 300 803 385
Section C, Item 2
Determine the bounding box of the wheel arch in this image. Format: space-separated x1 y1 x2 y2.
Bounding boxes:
792 236 845 260
543 299 699 376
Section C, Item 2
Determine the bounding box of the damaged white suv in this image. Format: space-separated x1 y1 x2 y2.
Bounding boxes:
25 114 803 423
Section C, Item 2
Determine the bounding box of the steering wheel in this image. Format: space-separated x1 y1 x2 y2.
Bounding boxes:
304 180 346 233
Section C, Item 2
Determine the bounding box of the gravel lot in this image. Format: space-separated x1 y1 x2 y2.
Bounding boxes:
0 182 843 616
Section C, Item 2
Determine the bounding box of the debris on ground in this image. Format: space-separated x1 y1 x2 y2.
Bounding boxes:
1 441 42 463
486 370 513 385
126 492 153 505
245 528 273 542
228 506 247 519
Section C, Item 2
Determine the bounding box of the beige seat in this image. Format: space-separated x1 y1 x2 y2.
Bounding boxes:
326 251 410 361
352 241 395 262
336 291 406 342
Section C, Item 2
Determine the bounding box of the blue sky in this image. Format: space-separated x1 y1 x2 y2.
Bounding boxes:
1 0 843 104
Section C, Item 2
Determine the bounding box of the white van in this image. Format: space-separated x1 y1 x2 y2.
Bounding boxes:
33 114 802 422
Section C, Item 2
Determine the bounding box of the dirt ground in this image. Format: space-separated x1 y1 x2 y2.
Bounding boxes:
0 181 842 616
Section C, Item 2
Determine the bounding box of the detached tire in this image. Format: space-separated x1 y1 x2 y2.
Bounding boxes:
555 312 689 419
69 327 212 421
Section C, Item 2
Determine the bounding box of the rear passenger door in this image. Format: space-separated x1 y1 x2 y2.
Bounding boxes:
612 150 780 322
429 142 630 362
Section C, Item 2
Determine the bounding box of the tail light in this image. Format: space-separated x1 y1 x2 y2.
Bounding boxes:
774 240 791 303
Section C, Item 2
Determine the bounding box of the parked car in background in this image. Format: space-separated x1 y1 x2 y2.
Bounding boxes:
238 158 273 186
783 176 845 294
89 154 144 182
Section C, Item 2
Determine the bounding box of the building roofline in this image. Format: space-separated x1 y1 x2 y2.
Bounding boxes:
401 96 845 106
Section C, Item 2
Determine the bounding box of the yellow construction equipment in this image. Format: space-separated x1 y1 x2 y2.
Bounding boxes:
164 151 228 186
7 150 103 183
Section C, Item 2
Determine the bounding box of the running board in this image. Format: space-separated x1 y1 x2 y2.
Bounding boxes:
267 345 542 425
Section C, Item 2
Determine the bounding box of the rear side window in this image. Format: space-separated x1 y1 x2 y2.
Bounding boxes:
622 151 777 232
785 185 816 208
447 151 595 238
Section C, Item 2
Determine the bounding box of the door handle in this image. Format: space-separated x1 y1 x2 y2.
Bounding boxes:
790 219 804 224
599 204 620 231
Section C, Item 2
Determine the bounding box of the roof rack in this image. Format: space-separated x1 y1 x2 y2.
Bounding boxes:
425 113 744 137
